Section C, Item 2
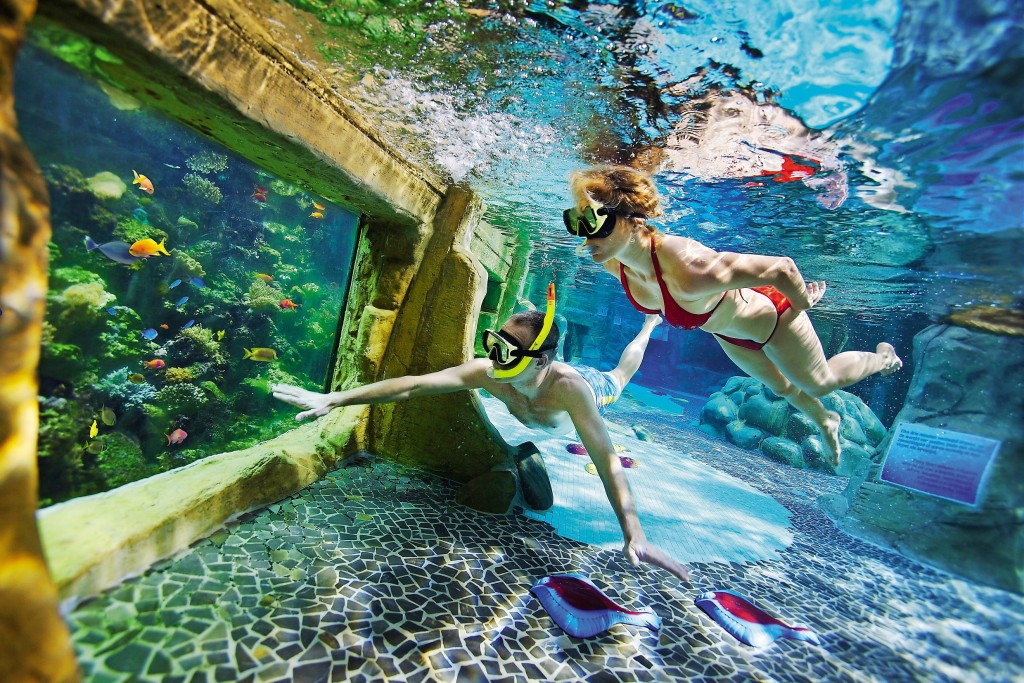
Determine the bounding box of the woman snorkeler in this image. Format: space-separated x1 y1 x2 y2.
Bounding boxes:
565 166 902 466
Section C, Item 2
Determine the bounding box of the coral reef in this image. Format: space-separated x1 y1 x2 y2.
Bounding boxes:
182 173 223 204
94 433 151 489
167 326 226 366
155 383 209 416
244 279 284 312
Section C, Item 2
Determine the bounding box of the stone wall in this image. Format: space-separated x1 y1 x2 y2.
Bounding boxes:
821 324 1024 594
0 1 81 680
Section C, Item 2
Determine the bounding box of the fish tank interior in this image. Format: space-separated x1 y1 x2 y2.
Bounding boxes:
17 32 360 507
12 0 1024 680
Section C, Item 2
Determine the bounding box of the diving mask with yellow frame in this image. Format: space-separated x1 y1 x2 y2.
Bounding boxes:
483 282 557 380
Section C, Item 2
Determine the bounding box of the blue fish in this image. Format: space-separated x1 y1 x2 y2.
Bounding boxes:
181 319 196 330
85 236 142 265
141 328 158 340
105 307 118 315
168 279 182 289
189 277 205 288
175 296 189 306
132 207 150 223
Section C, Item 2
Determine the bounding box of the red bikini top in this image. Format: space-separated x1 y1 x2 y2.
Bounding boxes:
619 240 727 330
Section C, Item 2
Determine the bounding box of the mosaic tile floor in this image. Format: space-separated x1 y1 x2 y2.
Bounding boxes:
66 396 1024 682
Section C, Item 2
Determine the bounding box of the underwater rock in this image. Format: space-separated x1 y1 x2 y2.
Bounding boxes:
725 420 765 450
631 424 655 442
700 376 887 475
947 306 1024 337
700 393 738 428
455 470 515 514
738 394 789 434
761 437 804 468
86 171 127 200
824 324 1024 594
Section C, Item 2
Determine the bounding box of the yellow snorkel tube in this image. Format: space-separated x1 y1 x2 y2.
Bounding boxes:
491 282 556 380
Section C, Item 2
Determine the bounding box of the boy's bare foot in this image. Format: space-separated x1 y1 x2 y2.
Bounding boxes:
877 342 903 377
820 411 842 467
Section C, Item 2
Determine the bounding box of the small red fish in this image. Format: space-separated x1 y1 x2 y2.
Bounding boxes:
159 324 170 330
252 186 268 203
142 359 166 369
279 299 299 311
166 428 188 445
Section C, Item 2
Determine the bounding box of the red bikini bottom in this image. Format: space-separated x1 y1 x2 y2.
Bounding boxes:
714 286 792 351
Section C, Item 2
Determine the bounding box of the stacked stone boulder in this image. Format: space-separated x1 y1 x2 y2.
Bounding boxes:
821 324 1024 594
699 376 887 475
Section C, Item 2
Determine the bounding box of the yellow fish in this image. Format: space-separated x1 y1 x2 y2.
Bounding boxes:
312 202 326 211
129 237 170 257
243 347 278 362
132 169 155 194
101 405 116 426
255 273 274 283
309 211 324 219
127 373 147 384
89 419 99 439
215 330 225 341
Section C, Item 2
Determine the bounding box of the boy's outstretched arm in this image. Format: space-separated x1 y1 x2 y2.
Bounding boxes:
272 358 492 421
565 388 691 582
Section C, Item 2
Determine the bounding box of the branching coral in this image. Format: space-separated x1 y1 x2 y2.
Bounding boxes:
182 173 223 204
94 368 158 411
185 151 229 175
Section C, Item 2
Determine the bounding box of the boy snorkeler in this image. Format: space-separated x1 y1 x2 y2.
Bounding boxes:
272 284 690 581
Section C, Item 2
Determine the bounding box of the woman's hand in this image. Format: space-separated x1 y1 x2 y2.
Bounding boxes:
624 537 691 582
271 383 336 421
805 281 827 309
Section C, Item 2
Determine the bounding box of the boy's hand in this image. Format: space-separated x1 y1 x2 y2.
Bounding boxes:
271 383 334 421
624 538 691 582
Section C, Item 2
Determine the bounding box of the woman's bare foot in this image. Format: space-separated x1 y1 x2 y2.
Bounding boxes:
819 411 842 467
643 313 663 331
877 342 903 377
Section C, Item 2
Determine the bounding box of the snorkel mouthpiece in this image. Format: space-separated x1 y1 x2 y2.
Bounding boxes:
491 282 556 380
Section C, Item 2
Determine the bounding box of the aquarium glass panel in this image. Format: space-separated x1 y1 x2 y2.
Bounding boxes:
16 40 360 508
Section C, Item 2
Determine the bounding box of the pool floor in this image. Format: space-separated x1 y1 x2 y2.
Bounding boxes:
65 407 1023 682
